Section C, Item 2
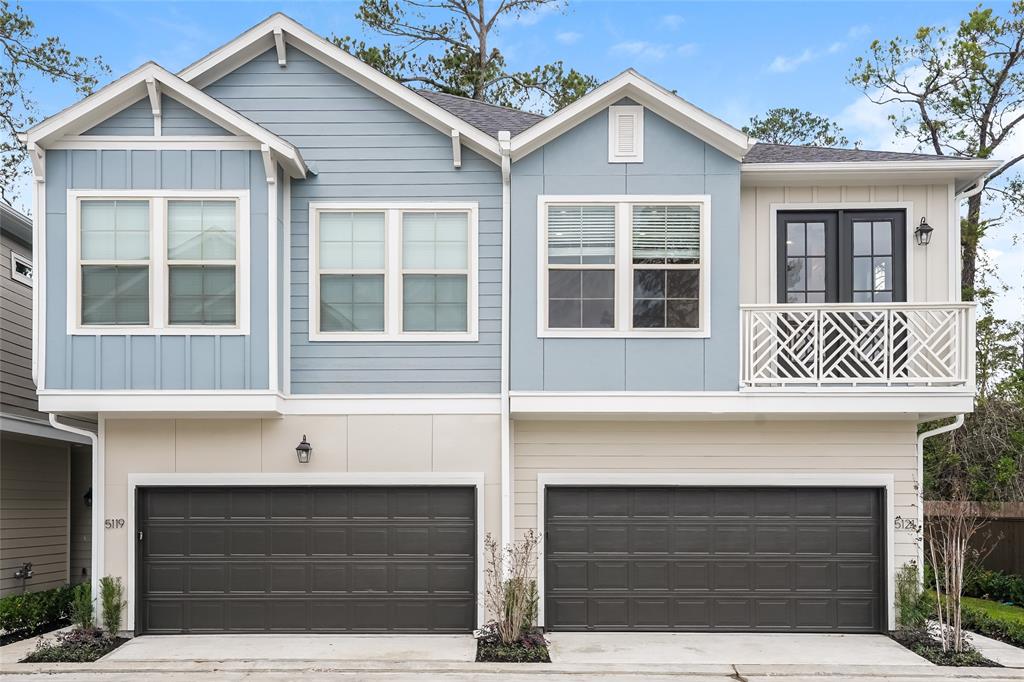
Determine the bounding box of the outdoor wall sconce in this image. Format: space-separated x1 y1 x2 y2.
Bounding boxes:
295 435 313 464
14 562 33 580
915 217 934 246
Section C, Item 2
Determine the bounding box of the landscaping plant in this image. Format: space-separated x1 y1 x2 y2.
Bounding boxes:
0 585 74 644
70 582 94 631
894 562 932 630
23 627 124 663
99 576 126 635
477 530 549 663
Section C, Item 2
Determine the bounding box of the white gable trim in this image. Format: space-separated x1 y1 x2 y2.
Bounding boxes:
511 69 752 162
177 13 502 164
22 62 308 178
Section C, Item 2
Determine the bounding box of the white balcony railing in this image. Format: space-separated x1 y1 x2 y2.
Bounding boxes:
741 303 975 389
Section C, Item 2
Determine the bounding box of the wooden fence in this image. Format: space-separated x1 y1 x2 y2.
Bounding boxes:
925 501 1024 575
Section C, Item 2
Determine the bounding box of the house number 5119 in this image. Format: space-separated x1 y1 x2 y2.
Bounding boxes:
104 518 125 529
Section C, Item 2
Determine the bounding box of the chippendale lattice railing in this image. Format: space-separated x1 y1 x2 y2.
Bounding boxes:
741 303 975 388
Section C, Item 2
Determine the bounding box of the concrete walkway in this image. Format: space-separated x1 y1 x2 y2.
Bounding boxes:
546 632 933 666
969 631 1024 668
101 634 477 662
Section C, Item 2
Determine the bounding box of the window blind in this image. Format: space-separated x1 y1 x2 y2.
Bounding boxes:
632 204 701 263
547 205 616 264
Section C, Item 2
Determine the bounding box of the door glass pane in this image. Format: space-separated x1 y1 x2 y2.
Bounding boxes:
786 257 805 290
872 257 892 291
81 265 149 325
853 221 872 255
786 223 805 257
168 200 236 261
547 205 615 264
168 265 236 325
872 221 892 255
320 274 385 332
807 257 826 291
853 256 872 290
320 212 385 269
806 222 826 256
402 274 468 332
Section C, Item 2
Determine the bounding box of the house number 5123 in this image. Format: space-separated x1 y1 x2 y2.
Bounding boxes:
104 518 125 529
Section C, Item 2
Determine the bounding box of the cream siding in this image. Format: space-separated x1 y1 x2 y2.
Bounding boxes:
102 415 502 589
740 184 953 304
0 434 70 595
513 419 920 572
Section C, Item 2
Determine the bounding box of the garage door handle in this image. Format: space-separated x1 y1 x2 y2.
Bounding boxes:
138 531 143 541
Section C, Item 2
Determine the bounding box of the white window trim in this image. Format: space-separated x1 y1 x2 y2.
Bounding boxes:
608 104 644 163
10 251 33 286
308 201 479 342
66 189 250 336
537 194 711 339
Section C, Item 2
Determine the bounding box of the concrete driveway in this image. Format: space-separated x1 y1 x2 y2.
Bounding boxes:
101 633 477 662
546 632 932 666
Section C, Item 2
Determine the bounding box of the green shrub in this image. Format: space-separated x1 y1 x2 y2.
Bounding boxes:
963 569 1024 605
0 585 74 637
70 583 93 631
961 601 1024 647
895 563 933 630
99 577 125 635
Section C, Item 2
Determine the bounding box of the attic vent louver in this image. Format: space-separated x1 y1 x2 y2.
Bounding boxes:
608 105 644 163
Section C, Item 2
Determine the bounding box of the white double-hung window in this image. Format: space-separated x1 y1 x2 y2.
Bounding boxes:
539 195 710 337
69 190 249 334
309 202 478 341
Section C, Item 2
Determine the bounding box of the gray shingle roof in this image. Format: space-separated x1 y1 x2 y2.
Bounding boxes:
416 90 545 137
743 143 957 163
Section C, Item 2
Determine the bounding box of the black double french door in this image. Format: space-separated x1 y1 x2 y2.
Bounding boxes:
777 210 907 304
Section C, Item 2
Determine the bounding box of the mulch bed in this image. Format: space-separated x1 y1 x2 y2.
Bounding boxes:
475 629 551 663
0 619 70 647
21 628 128 663
889 629 1000 667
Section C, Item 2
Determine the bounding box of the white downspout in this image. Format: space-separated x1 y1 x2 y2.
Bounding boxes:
50 414 101 612
498 131 512 554
915 414 965 578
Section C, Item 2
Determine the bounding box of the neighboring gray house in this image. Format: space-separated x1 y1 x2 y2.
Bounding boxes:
0 202 92 596
18 13 995 635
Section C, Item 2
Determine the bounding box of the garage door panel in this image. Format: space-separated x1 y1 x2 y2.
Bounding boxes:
545 486 883 632
138 486 476 633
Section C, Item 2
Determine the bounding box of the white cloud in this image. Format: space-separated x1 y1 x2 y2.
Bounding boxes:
660 14 685 31
611 41 697 62
768 49 815 73
848 24 872 39
556 31 582 45
827 42 845 54
516 3 559 26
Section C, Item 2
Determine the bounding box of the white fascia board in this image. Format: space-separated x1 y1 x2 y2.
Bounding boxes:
37 391 501 416
510 69 752 162
741 159 1001 193
24 62 307 178
177 13 502 164
509 391 976 418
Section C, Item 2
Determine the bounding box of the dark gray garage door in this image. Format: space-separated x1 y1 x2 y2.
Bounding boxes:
545 486 883 632
137 486 476 634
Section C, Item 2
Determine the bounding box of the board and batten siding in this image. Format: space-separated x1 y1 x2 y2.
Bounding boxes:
739 184 953 304
202 45 502 394
1 231 37 418
513 418 920 572
43 148 270 390
83 95 230 136
510 105 741 392
0 434 69 596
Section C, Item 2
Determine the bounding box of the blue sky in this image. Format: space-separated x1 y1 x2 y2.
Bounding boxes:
19 0 1023 319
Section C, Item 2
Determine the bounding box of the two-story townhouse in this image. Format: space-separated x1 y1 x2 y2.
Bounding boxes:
0 202 93 597
20 13 996 636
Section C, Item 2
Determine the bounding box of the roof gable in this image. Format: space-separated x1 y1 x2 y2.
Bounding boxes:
23 62 307 178
177 13 502 163
509 70 752 161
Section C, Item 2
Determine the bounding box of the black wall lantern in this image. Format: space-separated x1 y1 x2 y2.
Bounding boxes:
915 217 934 246
295 435 312 464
